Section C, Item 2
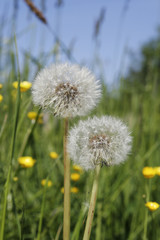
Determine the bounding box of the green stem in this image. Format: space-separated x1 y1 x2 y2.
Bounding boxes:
63 118 70 240
96 202 102 240
36 179 48 240
83 165 101 240
18 108 41 157
71 205 88 240
0 34 21 240
143 179 151 240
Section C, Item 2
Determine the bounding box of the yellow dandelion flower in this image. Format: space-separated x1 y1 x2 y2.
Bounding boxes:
154 167 160 176
142 167 155 179
13 177 18 182
50 152 59 159
72 165 83 173
41 179 52 187
71 187 79 193
71 173 80 181
18 156 36 168
145 202 159 211
0 94 3 103
27 112 43 124
12 81 32 92
0 83 3 89
61 187 64 193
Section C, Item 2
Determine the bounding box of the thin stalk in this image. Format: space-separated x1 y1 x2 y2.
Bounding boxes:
36 179 48 240
96 202 102 240
63 118 70 240
18 108 41 157
0 34 21 240
83 165 101 240
55 224 62 240
143 179 151 240
71 205 88 240
0 114 8 140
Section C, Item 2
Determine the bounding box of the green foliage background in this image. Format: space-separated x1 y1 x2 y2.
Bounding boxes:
0 9 160 240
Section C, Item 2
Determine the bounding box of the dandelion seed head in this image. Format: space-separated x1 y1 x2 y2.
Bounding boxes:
32 63 101 117
68 116 132 170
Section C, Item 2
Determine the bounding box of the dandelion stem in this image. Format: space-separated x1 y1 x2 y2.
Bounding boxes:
83 165 101 240
63 118 70 240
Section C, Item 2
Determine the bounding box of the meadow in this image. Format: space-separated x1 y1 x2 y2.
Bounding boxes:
0 4 160 240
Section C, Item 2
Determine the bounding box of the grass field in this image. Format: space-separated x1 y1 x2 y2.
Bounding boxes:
0 14 160 240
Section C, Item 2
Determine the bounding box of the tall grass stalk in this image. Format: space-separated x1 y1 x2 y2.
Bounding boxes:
63 118 70 240
18 108 41 157
71 205 88 240
0 35 21 240
143 179 151 240
83 165 101 240
36 178 48 240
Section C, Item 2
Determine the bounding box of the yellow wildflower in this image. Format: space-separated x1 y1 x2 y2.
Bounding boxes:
41 179 52 187
154 167 160 176
61 187 79 194
61 187 64 193
71 173 80 181
13 177 18 182
27 112 43 124
142 167 155 178
71 187 79 193
50 152 58 159
0 94 3 102
72 165 83 173
18 156 36 168
145 202 159 211
12 81 32 92
0 83 3 89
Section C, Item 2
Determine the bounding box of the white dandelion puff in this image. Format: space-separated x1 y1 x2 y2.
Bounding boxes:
32 63 101 118
68 116 132 170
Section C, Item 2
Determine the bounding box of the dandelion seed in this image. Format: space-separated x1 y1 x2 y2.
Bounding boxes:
13 81 32 92
0 83 3 89
50 152 59 159
68 116 132 170
71 173 80 181
41 179 52 187
32 63 101 118
145 202 159 211
18 156 36 168
142 167 155 179
0 94 3 102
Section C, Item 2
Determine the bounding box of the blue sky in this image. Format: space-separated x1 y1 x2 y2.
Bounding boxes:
1 0 160 85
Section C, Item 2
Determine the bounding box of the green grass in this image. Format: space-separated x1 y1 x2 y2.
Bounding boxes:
0 33 160 240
